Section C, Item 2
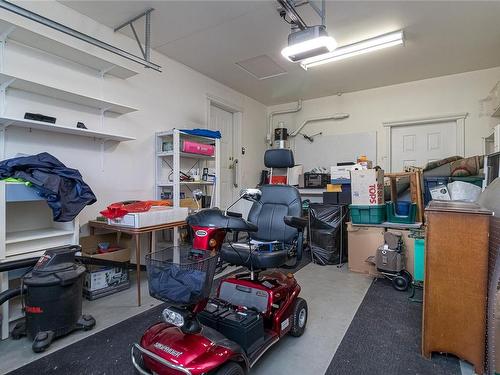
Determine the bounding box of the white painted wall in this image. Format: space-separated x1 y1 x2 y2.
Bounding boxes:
0 1 268 230
268 67 500 171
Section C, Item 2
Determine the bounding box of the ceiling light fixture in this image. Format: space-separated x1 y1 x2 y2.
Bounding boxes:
281 25 337 62
277 0 336 63
300 30 404 70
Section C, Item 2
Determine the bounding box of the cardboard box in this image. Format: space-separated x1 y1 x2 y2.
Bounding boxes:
387 229 415 278
351 169 384 205
84 267 129 292
357 161 373 169
180 198 199 210
80 233 131 299
80 233 132 263
107 206 188 228
330 166 352 184
347 222 384 277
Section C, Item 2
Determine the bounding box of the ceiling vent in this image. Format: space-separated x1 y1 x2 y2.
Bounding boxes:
236 55 287 80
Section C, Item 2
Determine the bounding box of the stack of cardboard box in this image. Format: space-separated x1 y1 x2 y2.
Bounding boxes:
347 167 417 278
80 233 132 300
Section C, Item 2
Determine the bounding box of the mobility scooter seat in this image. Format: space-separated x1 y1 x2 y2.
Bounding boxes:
220 243 289 269
187 208 258 232
220 184 305 269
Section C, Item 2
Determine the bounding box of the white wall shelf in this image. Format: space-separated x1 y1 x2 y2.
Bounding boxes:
6 228 75 245
0 20 139 79
0 73 138 115
0 116 135 142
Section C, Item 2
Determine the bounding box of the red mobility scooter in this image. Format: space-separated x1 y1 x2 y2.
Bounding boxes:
132 149 308 375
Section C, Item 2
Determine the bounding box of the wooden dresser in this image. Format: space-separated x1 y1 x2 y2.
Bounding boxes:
422 201 492 374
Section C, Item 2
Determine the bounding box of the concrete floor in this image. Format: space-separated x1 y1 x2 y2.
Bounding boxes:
252 263 372 375
0 263 477 375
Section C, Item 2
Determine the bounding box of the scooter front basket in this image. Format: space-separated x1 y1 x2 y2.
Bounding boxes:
146 246 218 306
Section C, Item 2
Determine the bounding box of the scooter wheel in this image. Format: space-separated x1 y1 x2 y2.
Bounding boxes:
289 297 308 337
392 275 409 292
212 362 244 375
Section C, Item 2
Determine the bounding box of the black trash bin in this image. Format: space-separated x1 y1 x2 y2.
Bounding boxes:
309 204 348 265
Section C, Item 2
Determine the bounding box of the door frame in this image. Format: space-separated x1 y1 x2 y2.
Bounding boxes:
383 113 467 172
206 94 243 207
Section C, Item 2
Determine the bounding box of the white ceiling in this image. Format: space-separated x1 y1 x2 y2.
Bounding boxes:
61 1 500 105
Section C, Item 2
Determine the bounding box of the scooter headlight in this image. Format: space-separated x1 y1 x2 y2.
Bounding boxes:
162 308 184 327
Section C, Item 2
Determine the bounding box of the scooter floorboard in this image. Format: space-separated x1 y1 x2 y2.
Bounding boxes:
247 330 279 368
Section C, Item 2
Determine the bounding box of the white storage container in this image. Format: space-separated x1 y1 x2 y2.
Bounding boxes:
107 207 188 228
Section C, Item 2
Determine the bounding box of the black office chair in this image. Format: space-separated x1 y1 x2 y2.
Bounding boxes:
220 149 307 269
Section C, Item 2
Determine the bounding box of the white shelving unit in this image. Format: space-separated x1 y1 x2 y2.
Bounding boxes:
155 130 220 209
0 19 140 340
0 182 79 339
0 19 139 79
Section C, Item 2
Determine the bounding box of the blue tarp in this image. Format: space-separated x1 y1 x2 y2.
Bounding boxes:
180 128 221 139
0 153 96 222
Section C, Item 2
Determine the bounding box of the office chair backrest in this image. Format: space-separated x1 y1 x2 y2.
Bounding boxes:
248 184 301 244
264 148 295 185
264 149 295 168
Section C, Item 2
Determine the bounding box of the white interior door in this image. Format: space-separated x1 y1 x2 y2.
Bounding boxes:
390 121 459 171
209 104 238 209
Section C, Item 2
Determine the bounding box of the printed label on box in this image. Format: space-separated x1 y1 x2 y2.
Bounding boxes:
351 169 384 205
84 267 129 292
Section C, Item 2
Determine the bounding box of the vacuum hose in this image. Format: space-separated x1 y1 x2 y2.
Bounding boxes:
0 258 38 273
0 286 26 306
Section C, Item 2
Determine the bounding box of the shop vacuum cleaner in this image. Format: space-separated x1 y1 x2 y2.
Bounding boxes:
0 245 95 352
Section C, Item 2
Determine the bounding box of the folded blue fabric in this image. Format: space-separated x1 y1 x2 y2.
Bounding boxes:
180 128 221 139
149 264 206 304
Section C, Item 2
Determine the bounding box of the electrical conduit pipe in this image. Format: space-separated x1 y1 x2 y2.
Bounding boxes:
267 99 302 146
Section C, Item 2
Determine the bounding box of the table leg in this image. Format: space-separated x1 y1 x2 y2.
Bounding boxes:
151 230 156 253
135 234 141 306
173 226 180 263
173 226 179 247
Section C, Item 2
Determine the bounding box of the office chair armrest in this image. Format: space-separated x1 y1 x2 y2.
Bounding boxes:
284 216 307 231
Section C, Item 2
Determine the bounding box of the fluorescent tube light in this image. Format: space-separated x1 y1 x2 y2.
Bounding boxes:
281 25 337 62
300 30 404 70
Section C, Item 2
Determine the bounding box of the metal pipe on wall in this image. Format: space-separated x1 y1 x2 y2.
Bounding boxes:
289 113 350 137
267 99 303 146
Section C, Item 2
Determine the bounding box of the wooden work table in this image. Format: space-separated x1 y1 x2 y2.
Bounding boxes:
88 220 187 306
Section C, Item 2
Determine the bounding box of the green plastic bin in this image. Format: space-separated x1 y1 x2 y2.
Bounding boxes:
349 204 386 224
385 201 417 224
414 238 425 282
